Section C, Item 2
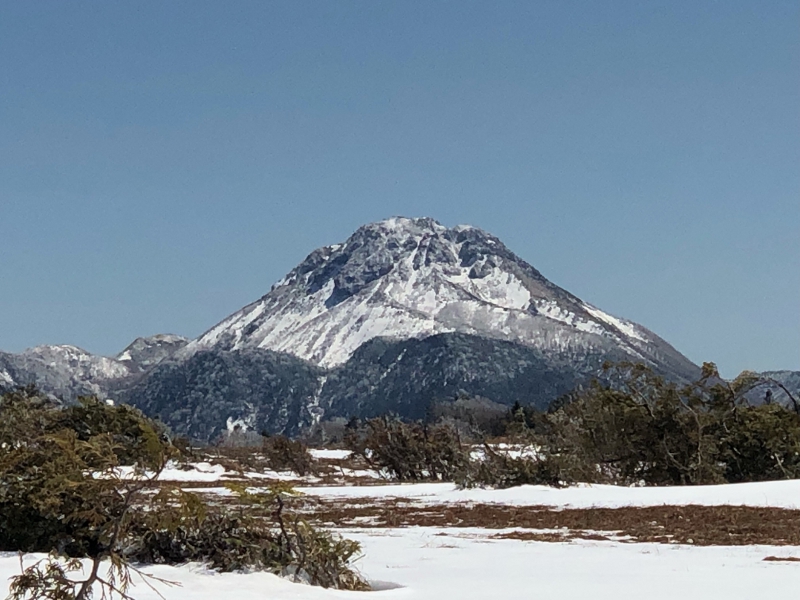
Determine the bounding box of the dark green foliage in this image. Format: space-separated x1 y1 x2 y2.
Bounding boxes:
262 434 315 476
448 362 800 489
0 386 169 470
340 361 800 489
346 417 470 481
57 396 170 470
117 348 325 441
457 444 565 489
0 387 172 557
0 386 368 598
529 362 800 486
324 333 588 421
718 403 800 483
0 387 172 599
126 484 367 590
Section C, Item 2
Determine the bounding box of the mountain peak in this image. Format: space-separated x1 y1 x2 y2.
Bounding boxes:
117 334 189 370
186 217 697 380
366 216 446 233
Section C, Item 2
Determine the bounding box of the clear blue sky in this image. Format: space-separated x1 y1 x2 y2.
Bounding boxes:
1 1 797 377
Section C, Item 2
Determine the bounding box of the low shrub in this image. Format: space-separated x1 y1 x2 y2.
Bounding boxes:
0 387 368 599
262 434 316 476
126 484 367 590
535 362 800 486
345 416 469 481
457 444 566 489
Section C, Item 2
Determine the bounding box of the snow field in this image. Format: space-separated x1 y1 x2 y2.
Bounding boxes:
12 457 800 599
300 479 800 510
4 530 798 600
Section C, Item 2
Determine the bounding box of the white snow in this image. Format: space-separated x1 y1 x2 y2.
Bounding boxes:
6 464 800 600
347 528 800 600
456 267 532 310
113 462 304 484
0 370 13 386
183 218 674 370
18 344 131 382
299 479 800 510
583 303 647 342
534 299 605 336
3 529 799 600
309 449 353 460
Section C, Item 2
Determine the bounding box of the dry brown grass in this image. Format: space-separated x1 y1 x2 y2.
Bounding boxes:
301 498 800 546
174 450 800 549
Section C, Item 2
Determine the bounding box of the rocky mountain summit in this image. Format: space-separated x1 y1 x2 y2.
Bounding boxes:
186 217 697 379
2 217 715 440
117 334 189 372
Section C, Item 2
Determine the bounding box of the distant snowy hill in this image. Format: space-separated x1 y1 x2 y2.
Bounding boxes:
0 335 187 399
0 344 130 399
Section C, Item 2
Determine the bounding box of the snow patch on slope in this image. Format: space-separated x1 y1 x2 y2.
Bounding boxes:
533 300 605 336
583 304 646 342
0 370 14 386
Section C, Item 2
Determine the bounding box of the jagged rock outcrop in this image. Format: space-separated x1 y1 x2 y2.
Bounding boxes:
116 334 190 372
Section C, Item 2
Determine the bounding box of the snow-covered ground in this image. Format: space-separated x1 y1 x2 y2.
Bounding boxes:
8 462 800 599
114 461 311 483
309 449 353 460
156 460 800 510
3 529 798 599
298 479 800 510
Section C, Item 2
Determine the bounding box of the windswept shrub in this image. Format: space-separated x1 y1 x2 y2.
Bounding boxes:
457 444 566 489
346 417 469 481
536 362 800 486
126 484 367 590
262 434 315 476
58 396 171 469
718 403 800 483
0 386 171 470
207 434 317 476
0 387 368 599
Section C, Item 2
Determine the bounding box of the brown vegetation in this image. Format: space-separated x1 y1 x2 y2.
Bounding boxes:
300 497 800 547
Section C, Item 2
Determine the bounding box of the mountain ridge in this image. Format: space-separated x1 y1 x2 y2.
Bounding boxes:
1 216 734 440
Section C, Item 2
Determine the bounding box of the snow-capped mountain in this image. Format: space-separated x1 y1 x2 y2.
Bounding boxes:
1 217 705 440
0 335 189 399
186 217 697 380
0 344 131 399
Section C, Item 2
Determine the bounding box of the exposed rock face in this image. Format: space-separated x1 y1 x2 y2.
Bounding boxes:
116 334 190 372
